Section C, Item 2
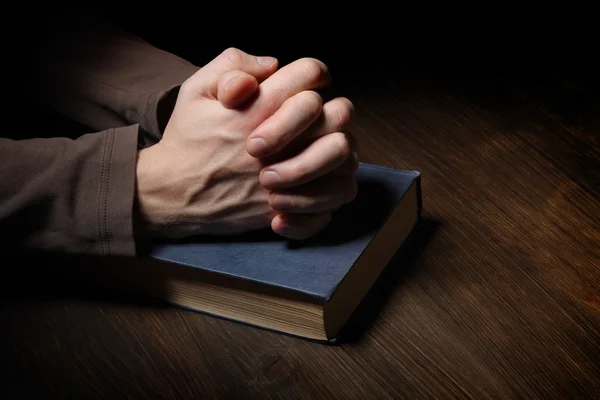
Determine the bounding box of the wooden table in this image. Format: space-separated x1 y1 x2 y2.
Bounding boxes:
2 35 599 398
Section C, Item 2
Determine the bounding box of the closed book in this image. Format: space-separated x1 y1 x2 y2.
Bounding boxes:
89 163 422 343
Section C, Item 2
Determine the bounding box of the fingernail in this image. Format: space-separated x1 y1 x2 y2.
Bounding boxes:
247 137 268 155
261 170 281 187
257 56 276 66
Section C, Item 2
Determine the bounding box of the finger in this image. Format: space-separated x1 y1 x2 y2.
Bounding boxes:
216 70 259 109
246 90 322 157
188 47 278 97
248 96 355 160
259 131 352 190
269 175 357 214
300 97 355 143
248 57 331 119
271 212 332 240
326 149 359 177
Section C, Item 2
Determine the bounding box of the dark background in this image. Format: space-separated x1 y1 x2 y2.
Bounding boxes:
1 6 599 400
105 7 600 121
105 7 600 83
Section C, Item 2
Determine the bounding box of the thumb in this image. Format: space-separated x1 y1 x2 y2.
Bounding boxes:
216 70 260 109
188 47 277 98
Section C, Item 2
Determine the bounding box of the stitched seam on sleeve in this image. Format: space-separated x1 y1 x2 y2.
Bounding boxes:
97 132 109 255
103 130 116 255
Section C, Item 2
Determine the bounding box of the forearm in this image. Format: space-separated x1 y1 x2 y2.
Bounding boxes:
29 9 199 146
0 125 139 255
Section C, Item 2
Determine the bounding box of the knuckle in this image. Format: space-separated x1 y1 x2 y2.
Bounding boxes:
179 78 197 97
294 196 312 211
298 57 329 84
283 196 299 210
293 197 307 210
289 163 307 181
331 132 352 160
332 97 354 128
180 79 192 94
221 47 244 66
299 90 323 116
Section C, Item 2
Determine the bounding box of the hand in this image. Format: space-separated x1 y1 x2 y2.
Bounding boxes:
134 48 334 239
244 72 358 240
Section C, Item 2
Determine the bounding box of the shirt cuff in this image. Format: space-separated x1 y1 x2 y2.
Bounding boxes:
99 124 140 256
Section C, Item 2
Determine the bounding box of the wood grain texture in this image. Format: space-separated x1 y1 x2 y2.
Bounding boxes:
2 47 599 398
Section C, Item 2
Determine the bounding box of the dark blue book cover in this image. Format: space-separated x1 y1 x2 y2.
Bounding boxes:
132 163 422 342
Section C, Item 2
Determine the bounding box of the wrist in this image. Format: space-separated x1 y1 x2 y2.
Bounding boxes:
133 146 160 240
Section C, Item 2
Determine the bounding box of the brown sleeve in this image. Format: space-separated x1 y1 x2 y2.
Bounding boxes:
0 125 139 256
29 8 200 147
0 9 199 255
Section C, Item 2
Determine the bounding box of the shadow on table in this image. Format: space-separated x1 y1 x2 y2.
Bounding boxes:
1 217 441 347
0 249 171 311
335 217 442 344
